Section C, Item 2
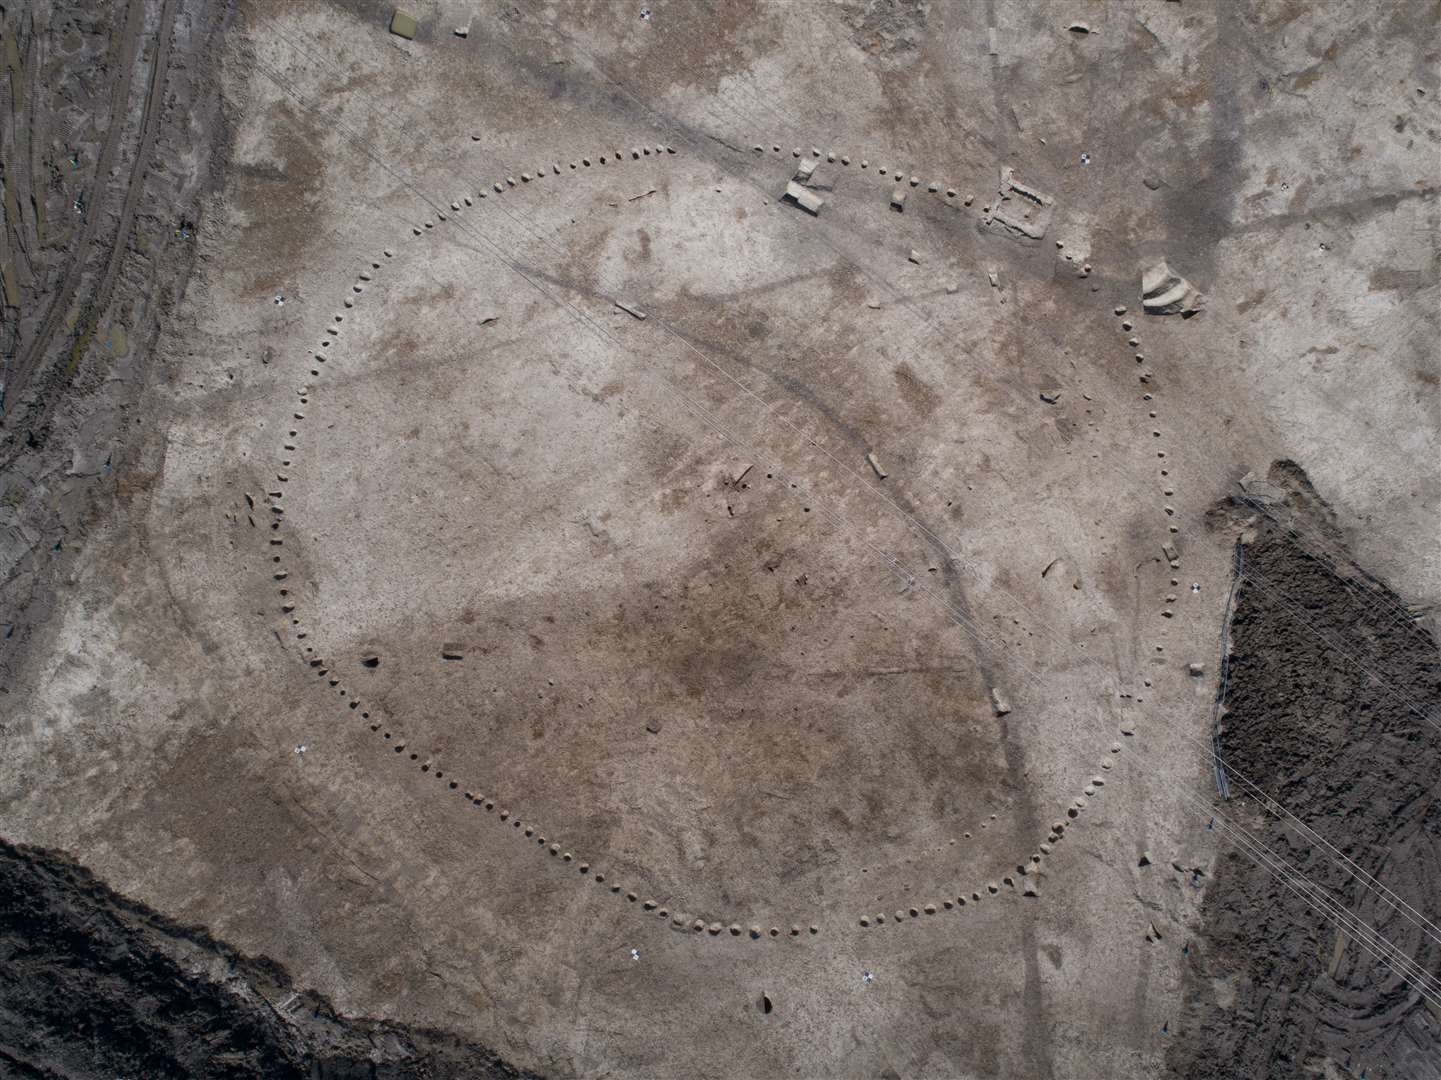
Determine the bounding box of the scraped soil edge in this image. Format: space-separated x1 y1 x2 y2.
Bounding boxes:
0 837 541 1079
1168 462 1441 1079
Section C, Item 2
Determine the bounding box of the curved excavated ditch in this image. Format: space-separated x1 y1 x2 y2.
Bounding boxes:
1169 462 1441 1079
0 838 539 1080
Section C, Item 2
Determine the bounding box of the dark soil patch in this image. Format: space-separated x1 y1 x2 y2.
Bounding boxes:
1168 462 1441 1079
0 838 541 1079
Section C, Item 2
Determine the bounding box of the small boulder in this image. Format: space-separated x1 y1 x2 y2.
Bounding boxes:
389 8 418 39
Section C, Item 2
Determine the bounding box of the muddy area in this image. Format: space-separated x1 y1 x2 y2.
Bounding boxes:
0 837 538 1079
1 1 1437 1075
1169 463 1441 1079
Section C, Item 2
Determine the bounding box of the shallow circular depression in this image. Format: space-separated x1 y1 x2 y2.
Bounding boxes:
283 152 1149 922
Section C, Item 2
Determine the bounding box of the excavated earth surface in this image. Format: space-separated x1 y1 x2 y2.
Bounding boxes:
1169 466 1441 1079
0 837 538 1079
0 1 1438 1078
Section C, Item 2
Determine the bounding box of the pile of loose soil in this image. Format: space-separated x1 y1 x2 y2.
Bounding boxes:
0 837 540 1079
1169 462 1441 1078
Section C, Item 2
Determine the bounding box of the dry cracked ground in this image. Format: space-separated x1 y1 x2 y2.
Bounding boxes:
0 1 1438 1078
